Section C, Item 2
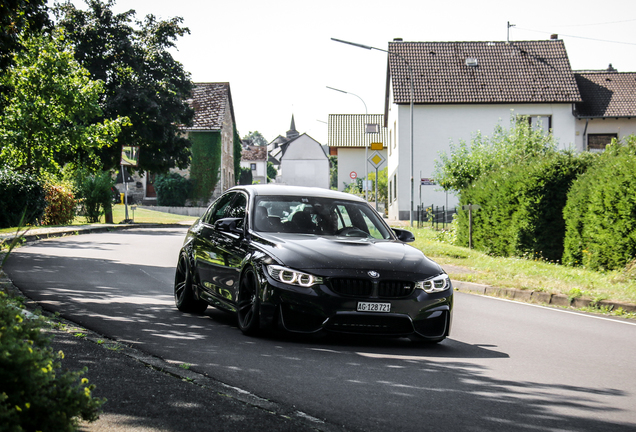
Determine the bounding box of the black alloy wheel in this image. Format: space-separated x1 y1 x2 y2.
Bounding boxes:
237 266 261 335
174 252 208 314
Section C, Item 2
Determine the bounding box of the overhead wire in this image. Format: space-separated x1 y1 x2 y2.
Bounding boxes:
513 26 636 46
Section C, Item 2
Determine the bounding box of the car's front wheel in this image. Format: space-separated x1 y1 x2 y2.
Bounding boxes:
237 266 261 335
174 252 207 314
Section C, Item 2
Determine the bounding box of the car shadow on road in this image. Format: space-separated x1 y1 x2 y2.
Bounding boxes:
6 250 635 432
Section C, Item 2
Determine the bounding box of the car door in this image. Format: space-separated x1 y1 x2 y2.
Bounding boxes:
194 192 248 311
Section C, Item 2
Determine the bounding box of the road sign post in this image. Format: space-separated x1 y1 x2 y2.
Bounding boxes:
121 146 140 223
367 150 385 211
461 204 480 249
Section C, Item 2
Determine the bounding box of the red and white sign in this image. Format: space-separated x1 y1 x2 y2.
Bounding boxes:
350 171 357 179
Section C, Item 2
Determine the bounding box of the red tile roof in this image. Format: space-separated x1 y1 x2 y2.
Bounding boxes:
388 40 582 104
187 83 233 130
574 72 636 118
241 146 267 161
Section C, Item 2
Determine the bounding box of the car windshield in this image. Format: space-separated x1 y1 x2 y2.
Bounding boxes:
251 196 392 239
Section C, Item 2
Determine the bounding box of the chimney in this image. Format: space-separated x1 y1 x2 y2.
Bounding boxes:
393 38 403 42
550 34 558 40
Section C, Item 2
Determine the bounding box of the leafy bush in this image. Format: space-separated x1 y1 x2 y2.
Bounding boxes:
238 167 252 185
154 173 191 206
268 161 278 184
0 294 104 431
42 184 77 226
434 116 557 191
75 171 114 223
0 168 46 228
563 137 636 270
458 152 591 262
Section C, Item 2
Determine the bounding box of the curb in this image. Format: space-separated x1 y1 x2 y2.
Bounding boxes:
0 222 191 245
453 280 636 313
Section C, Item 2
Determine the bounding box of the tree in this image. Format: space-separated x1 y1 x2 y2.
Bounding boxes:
242 131 268 147
0 0 50 113
329 155 337 189
0 30 126 176
434 116 557 191
54 0 194 174
267 162 278 183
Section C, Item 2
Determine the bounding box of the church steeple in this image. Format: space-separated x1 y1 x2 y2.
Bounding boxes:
286 114 299 140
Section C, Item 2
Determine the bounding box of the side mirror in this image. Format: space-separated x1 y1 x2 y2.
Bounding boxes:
392 228 415 243
214 217 244 234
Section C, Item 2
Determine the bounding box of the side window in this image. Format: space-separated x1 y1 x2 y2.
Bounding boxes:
203 193 236 225
226 193 247 230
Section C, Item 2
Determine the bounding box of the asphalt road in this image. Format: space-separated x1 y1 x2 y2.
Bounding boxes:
4 227 636 431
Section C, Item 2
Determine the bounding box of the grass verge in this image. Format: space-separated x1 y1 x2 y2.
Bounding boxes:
0 205 196 234
407 226 636 306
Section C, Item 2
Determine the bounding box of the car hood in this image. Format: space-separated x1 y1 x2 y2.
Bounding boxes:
253 233 443 278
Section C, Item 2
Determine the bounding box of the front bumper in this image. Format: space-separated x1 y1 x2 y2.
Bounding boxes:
258 269 453 339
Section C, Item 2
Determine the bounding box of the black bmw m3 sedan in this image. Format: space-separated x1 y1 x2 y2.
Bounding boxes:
174 185 453 343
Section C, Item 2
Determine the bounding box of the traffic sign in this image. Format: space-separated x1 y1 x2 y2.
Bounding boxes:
350 171 357 179
368 151 386 169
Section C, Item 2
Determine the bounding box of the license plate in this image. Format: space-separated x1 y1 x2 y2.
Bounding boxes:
357 302 391 313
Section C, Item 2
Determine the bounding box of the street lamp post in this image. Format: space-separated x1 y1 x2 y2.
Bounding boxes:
326 86 369 202
331 37 415 226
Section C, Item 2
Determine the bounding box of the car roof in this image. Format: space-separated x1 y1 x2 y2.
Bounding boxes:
229 185 366 202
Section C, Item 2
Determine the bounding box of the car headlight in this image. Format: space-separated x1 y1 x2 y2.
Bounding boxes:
416 274 450 293
267 265 323 288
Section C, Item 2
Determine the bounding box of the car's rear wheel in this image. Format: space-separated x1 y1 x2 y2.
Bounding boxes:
237 266 261 335
174 252 207 314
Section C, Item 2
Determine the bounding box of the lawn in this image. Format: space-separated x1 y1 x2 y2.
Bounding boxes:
0 205 196 235
91 204 197 225
405 226 636 306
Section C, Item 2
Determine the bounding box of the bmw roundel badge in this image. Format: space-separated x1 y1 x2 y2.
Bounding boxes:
368 271 380 278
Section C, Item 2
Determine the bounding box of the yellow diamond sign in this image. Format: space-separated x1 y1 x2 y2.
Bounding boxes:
368 151 386 169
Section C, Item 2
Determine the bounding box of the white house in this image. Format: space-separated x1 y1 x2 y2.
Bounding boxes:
573 68 636 151
267 115 330 189
384 39 583 220
278 133 330 188
327 114 389 193
240 145 267 184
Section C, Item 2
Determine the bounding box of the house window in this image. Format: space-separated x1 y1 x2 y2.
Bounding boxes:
588 134 617 152
519 115 552 134
392 174 397 203
365 123 379 133
393 121 397 149
250 163 256 171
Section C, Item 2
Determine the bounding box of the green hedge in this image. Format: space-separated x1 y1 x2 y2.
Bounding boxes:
0 169 46 228
563 137 636 270
154 173 191 206
458 152 591 262
189 132 221 204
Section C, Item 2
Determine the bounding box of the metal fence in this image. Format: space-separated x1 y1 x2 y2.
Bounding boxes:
415 204 457 229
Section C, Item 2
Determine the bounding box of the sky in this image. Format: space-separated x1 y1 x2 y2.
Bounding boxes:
69 0 636 145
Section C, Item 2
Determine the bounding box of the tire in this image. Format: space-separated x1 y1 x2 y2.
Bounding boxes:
174 252 208 314
237 266 261 336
